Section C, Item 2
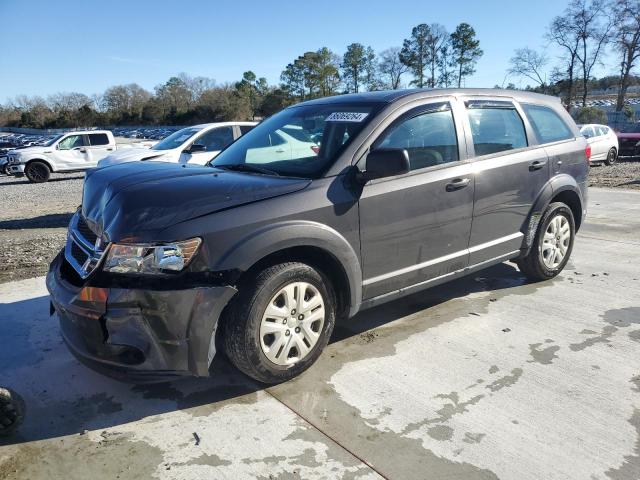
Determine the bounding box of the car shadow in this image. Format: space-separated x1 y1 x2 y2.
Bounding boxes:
0 213 73 230
0 175 84 186
0 262 530 446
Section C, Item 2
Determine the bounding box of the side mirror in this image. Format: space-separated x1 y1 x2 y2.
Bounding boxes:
359 148 410 182
188 143 206 153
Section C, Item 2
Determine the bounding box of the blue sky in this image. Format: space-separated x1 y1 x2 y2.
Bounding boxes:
1 0 615 102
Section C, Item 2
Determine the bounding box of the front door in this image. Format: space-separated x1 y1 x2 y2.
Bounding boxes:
462 99 550 265
54 134 89 170
181 126 235 165
359 101 474 299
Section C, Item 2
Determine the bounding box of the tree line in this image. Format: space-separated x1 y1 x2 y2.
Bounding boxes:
507 0 640 113
0 22 482 129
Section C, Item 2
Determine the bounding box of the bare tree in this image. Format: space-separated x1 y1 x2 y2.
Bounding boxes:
548 13 581 108
572 0 613 106
425 23 449 88
378 48 408 89
508 48 549 90
612 0 640 111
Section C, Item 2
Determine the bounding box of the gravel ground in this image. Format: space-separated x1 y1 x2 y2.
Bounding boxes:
0 158 638 283
588 158 640 189
0 173 82 283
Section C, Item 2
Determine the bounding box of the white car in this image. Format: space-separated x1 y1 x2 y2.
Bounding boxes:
6 130 117 182
98 122 257 168
245 126 320 164
578 124 619 165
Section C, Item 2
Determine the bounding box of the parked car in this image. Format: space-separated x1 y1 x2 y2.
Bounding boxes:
6 131 117 182
98 122 257 168
577 124 618 165
47 89 589 384
616 123 640 158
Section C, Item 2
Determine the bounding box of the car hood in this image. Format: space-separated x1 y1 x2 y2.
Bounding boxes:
616 132 640 139
9 146 48 155
98 147 165 167
82 162 311 242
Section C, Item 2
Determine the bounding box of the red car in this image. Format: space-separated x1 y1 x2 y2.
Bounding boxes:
616 124 640 157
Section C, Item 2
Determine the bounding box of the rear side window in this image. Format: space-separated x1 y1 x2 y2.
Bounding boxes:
239 125 254 135
376 103 459 171
88 133 109 146
522 104 574 144
596 126 608 136
466 102 527 156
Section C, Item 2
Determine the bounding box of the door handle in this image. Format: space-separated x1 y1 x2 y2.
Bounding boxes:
107 148 114 151
445 178 471 192
529 160 547 171
275 149 285 153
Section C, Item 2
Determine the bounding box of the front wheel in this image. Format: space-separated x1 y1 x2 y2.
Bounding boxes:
604 148 617 166
223 262 336 384
25 161 51 183
517 202 576 281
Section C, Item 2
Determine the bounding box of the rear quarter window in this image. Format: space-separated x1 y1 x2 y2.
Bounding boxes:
522 104 574 144
88 133 110 146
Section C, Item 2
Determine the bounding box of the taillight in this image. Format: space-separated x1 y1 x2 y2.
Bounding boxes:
585 145 591 162
310 145 320 154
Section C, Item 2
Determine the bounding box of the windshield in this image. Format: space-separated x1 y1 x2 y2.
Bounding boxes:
44 134 65 147
212 103 381 178
152 127 203 151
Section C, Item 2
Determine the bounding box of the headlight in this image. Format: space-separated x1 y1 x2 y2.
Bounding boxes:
103 238 201 274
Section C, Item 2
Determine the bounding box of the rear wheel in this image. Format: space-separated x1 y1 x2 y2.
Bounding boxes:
25 161 50 183
516 202 575 281
604 148 617 166
223 262 336 384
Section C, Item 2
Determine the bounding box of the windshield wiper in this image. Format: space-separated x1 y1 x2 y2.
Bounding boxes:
214 163 280 176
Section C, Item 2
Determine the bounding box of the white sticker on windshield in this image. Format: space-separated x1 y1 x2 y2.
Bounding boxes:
326 112 369 122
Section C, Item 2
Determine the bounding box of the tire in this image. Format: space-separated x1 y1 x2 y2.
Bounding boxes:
223 262 336 384
516 202 576 281
25 161 51 183
0 388 25 437
604 148 617 166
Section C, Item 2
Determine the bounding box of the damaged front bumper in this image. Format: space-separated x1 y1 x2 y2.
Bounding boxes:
46 253 237 382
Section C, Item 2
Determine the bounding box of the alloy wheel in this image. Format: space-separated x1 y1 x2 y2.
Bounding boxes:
259 281 325 366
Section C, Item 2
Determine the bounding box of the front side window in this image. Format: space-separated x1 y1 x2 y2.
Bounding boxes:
374 104 459 171
152 127 203 151
195 127 234 151
467 102 527 156
58 135 86 150
523 104 574 144
212 103 381 178
88 133 109 146
239 125 254 135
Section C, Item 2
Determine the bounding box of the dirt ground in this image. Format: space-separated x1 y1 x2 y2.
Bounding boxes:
0 160 638 283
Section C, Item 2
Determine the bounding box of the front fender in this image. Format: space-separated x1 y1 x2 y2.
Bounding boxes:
214 221 363 317
23 156 55 172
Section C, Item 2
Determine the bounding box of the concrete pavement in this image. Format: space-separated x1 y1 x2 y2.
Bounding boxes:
0 187 638 479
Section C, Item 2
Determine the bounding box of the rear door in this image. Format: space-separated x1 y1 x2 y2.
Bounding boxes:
461 98 549 265
358 99 475 299
87 133 113 165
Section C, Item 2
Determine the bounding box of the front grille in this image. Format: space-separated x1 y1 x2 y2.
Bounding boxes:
64 213 108 279
77 216 98 246
71 241 89 266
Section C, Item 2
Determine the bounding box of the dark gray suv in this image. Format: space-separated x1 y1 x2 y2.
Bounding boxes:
47 89 589 384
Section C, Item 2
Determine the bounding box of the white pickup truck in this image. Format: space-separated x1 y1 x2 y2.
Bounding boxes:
6 130 117 183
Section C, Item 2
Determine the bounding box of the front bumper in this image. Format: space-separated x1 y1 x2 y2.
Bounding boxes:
7 164 24 174
46 253 237 382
